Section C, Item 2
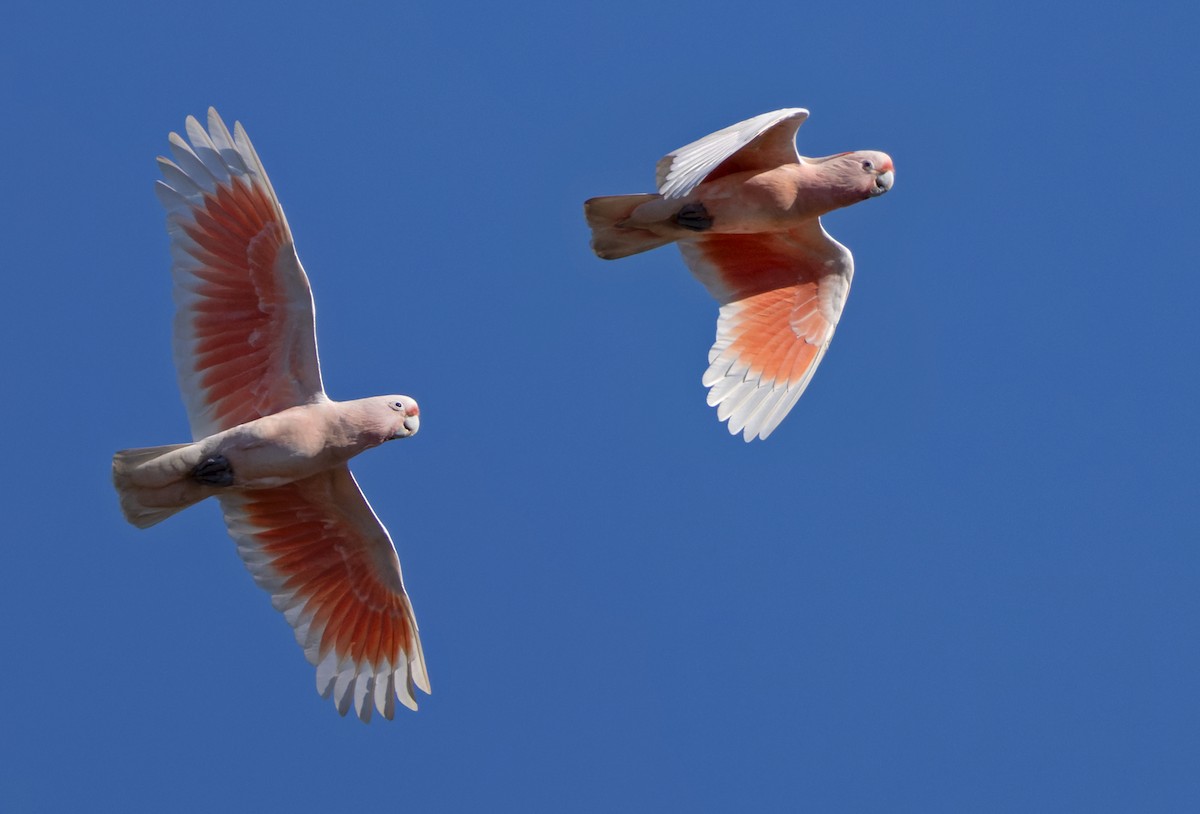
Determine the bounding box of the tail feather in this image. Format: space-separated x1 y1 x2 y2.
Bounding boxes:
112 443 207 529
584 194 673 260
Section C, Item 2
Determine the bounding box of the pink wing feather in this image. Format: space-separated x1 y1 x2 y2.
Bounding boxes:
220 468 429 721
680 224 853 441
155 108 324 440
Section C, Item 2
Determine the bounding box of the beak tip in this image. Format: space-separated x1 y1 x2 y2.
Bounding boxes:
875 169 894 194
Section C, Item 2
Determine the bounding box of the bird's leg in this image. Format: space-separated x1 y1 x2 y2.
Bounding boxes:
675 202 713 231
192 454 235 487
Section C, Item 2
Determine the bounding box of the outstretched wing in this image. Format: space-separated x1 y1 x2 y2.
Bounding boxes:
655 108 808 199
679 220 853 441
219 466 430 721
155 108 325 440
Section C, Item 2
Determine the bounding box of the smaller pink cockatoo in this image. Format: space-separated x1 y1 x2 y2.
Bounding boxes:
584 108 894 441
112 109 429 721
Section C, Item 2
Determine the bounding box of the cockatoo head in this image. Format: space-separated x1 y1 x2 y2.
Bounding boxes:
381 395 421 439
812 150 895 203
857 151 894 198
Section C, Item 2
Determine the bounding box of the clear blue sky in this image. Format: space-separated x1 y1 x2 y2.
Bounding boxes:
3 1 1197 811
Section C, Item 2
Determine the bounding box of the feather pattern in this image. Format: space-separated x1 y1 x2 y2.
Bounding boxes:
680 223 853 441
220 467 429 721
159 107 323 441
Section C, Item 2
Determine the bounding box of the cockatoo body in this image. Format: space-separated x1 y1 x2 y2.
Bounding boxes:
112 109 429 721
585 108 894 441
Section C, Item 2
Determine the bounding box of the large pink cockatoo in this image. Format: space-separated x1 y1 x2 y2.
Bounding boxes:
584 108 894 441
112 109 430 721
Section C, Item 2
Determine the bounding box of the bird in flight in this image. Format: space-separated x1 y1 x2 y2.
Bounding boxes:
585 108 894 441
112 109 430 721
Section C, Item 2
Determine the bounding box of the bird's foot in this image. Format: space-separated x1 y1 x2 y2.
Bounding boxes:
675 202 713 231
192 455 234 487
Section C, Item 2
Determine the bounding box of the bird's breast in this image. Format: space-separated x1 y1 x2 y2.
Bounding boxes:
696 167 821 233
205 406 362 488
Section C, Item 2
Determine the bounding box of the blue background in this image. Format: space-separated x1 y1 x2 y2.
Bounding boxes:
2 1 1197 810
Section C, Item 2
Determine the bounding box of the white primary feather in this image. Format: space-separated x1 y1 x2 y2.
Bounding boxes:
167 132 222 193
353 672 374 722
202 109 250 175
183 115 236 183
156 157 206 200
333 666 356 717
409 641 431 695
396 667 419 711
315 651 339 697
375 671 396 720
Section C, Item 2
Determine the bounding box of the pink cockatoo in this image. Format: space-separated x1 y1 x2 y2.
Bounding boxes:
112 109 430 721
584 108 894 441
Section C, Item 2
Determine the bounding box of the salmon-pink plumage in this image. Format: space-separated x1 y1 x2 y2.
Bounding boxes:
155 114 323 438
223 469 428 719
113 109 429 721
585 108 894 441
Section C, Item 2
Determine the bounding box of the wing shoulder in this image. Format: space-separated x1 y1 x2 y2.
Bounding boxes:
655 108 809 199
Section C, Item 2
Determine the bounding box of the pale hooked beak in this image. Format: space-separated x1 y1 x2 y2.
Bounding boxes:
872 169 894 196
402 402 420 436
390 399 420 438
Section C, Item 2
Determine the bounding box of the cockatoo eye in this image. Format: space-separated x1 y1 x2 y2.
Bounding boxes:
392 401 405 411
861 160 874 171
